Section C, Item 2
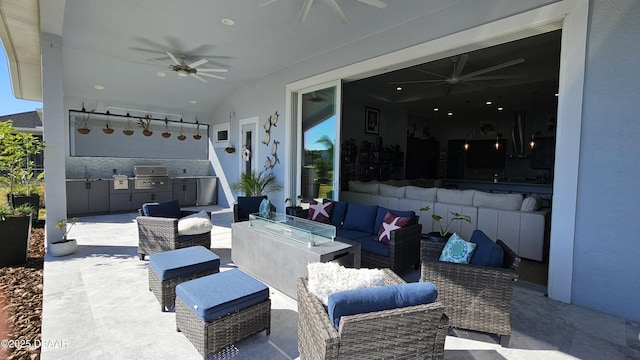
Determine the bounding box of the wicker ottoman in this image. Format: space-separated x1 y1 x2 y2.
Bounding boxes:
175 269 271 359
148 246 220 311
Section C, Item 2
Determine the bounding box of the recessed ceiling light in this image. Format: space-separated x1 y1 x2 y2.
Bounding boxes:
555 93 559 97
396 87 402 91
94 85 104 90
485 100 492 105
222 18 235 26
190 100 197 104
433 107 439 112
447 111 453 116
498 107 504 111
157 71 166 77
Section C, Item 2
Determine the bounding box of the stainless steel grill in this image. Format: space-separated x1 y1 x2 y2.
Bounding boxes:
133 166 170 190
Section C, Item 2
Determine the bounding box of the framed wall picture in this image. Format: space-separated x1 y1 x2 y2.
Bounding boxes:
365 107 380 134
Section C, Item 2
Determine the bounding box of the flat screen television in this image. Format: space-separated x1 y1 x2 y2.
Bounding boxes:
465 139 507 169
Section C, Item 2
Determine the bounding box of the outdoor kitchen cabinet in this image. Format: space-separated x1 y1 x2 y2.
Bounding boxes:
131 191 173 211
66 180 110 216
109 178 134 213
172 178 197 206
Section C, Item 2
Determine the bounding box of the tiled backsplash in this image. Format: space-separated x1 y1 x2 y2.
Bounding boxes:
66 157 212 179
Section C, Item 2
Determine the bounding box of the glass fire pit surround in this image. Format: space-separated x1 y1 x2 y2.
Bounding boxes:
248 213 335 246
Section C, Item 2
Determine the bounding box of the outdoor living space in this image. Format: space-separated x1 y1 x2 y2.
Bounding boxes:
40 208 640 360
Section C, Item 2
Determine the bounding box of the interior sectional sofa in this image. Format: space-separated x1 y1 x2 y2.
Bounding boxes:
340 181 550 261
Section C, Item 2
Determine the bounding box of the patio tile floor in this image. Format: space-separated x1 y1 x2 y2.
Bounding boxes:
41 209 640 359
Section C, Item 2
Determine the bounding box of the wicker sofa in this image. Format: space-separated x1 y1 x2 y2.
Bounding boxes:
301 200 422 274
420 234 521 346
297 268 448 360
136 199 212 260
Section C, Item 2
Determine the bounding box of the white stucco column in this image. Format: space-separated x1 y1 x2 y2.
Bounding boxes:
41 32 67 246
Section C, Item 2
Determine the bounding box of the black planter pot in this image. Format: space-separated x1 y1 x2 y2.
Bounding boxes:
285 206 306 218
0 214 32 267
424 232 453 242
8 194 40 226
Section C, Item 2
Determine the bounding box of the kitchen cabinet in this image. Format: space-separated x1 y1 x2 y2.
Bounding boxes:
172 178 197 206
66 180 110 216
131 191 172 210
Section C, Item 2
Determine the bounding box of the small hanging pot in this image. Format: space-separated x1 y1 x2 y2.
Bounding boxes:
123 114 134 136
177 119 186 141
161 117 172 138
102 110 114 134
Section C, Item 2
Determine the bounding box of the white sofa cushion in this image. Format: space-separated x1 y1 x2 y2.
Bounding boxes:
348 180 380 194
405 186 437 201
521 193 543 212
473 191 523 211
436 188 475 205
379 184 406 197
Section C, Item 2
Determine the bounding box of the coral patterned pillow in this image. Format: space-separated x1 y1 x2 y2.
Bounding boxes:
307 199 334 224
376 211 412 245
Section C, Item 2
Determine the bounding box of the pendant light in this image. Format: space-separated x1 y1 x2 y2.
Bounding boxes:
494 97 502 151
464 100 470 151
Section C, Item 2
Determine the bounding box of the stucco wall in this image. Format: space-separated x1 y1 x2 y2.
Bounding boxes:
573 0 640 320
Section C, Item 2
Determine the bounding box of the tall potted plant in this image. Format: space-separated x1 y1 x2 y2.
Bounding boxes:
0 121 45 226
230 170 282 197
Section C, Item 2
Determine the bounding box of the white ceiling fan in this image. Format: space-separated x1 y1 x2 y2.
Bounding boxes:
391 54 525 95
163 51 228 83
260 0 388 24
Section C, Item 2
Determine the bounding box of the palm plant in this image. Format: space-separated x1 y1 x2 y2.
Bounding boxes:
230 170 282 197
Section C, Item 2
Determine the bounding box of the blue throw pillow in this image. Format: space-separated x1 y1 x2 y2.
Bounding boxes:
374 207 416 234
343 204 378 234
327 282 438 330
142 199 181 218
469 230 504 267
259 198 272 219
439 233 477 264
328 200 348 228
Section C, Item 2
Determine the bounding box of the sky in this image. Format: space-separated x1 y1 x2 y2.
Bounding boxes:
0 41 43 116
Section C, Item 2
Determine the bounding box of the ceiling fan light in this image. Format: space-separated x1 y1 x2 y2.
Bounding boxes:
177 69 189 77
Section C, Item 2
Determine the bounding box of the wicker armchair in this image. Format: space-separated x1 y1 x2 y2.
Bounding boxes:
357 223 422 274
137 209 211 260
297 268 448 360
420 238 520 346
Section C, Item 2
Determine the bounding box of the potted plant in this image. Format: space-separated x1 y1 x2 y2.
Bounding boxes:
230 170 282 197
138 115 153 136
0 203 34 267
0 120 44 226
102 110 114 134
285 195 304 217
76 103 93 134
420 206 472 242
50 218 79 257
161 117 172 138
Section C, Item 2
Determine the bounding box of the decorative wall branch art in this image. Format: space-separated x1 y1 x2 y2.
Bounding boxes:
261 111 279 146
264 140 280 170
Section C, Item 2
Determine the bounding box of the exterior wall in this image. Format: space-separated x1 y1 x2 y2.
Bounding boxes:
572 0 640 320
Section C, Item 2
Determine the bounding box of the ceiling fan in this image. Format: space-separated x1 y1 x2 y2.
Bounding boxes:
391 54 525 95
151 51 227 83
260 0 388 24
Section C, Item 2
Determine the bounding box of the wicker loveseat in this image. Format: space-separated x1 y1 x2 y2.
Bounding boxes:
420 232 520 346
297 268 448 360
136 199 212 260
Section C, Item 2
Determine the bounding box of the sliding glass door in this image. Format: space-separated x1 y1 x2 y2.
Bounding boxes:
297 82 341 201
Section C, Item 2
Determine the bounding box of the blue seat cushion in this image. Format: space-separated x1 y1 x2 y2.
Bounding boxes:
328 200 349 228
175 269 269 322
469 230 504 268
237 196 267 220
336 228 371 241
149 246 220 280
343 204 378 234
327 281 438 330
356 235 389 257
142 199 181 218
374 207 416 235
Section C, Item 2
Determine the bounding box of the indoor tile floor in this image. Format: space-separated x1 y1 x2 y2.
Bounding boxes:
41 209 640 359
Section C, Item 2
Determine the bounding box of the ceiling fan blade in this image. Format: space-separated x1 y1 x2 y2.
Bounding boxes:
411 68 449 80
298 0 314 22
187 59 208 68
356 0 388 8
137 54 173 67
167 52 181 66
259 0 279 7
197 68 228 73
390 79 446 85
458 58 525 80
444 84 454 96
190 74 208 83
462 75 526 81
326 0 349 23
452 54 469 78
198 72 226 80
